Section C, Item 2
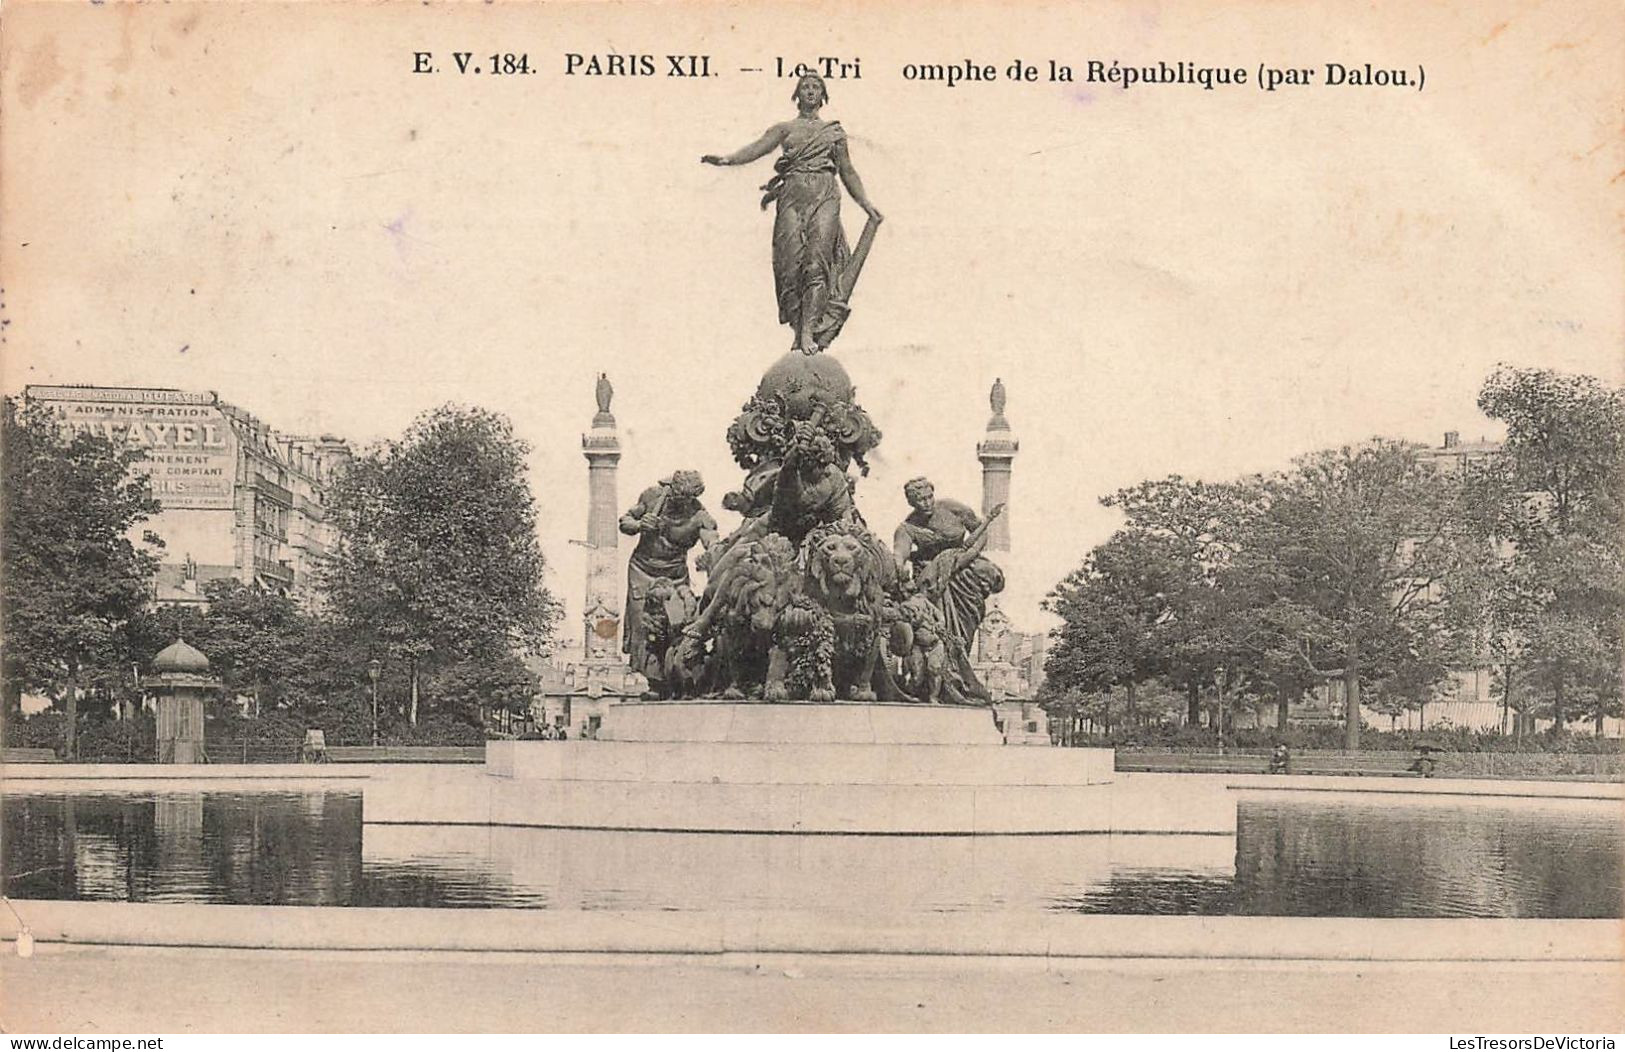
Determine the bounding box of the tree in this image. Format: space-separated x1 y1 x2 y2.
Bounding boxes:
427 653 541 730
1519 589 1621 732
323 404 558 725
1 397 162 756
1043 528 1181 726
1221 594 1327 733
1254 440 1474 749
1103 477 1259 729
1365 632 1454 731
193 580 306 713
1478 366 1624 541
1036 685 1087 746
1476 366 1624 733
1042 366 1623 747
128 580 309 715
1450 453 1530 734
1049 475 1332 739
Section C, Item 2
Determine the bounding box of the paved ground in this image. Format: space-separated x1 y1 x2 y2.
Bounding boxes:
4 945 1621 1033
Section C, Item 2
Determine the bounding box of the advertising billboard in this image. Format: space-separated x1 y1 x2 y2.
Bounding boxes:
30 387 239 510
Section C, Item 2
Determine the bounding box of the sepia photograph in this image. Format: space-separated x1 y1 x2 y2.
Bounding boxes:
1 0 1621 1036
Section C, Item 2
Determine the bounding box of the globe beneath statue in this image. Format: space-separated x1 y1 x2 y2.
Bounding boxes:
755 352 855 420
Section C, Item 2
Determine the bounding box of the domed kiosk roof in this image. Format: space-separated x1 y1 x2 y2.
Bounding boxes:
153 638 211 673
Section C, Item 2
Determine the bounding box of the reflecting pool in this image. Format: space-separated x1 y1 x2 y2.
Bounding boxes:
3 790 1618 917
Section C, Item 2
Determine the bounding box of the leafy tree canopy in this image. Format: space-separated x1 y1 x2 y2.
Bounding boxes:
322 404 559 722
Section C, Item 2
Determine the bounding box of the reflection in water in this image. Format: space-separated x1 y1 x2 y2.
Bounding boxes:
2 792 535 909
363 823 1234 914
5 792 361 905
1054 798 1623 917
1230 799 1624 918
3 791 1619 917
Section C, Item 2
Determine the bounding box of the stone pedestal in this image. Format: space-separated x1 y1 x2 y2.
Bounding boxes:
364 701 1120 834
599 699 1003 745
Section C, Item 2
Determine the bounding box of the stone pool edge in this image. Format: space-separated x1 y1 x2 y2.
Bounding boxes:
8 763 1622 797
2 763 371 783
0 901 1618 963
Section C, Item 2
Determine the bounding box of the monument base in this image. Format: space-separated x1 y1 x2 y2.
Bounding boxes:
365 700 1121 835
598 699 1005 745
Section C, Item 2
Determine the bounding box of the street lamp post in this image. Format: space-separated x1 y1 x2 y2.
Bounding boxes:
368 659 382 747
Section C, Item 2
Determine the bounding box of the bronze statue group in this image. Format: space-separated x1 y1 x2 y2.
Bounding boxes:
616 73 1002 705
620 462 1003 706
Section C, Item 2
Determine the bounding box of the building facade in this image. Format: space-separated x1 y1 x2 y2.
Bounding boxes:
1417 429 1502 476
24 385 351 609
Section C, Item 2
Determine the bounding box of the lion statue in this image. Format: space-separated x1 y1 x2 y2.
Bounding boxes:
785 520 896 702
679 519 912 704
679 532 799 699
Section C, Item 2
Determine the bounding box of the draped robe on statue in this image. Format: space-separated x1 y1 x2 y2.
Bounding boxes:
760 121 853 348
898 499 1006 701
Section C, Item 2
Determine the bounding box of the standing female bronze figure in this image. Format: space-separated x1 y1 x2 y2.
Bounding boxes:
702 73 884 354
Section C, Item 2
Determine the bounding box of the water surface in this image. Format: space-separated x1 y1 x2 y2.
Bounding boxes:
3 790 1618 917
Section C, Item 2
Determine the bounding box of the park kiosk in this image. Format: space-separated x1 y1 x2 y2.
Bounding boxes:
145 638 217 764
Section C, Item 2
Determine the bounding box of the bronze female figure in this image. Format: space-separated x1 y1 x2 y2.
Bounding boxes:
702 73 884 354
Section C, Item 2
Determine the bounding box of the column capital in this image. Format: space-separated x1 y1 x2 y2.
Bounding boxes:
977 436 1018 464
582 431 622 463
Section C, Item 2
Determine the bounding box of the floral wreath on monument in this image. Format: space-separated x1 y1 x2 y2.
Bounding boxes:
726 393 881 474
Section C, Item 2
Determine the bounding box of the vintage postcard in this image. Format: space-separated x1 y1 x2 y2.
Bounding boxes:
1 0 1621 1036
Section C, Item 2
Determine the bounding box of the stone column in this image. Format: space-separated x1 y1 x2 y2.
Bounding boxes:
976 378 1018 559
581 373 622 659
972 380 1020 702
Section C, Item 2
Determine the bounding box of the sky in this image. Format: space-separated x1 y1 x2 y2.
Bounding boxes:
3 0 1621 640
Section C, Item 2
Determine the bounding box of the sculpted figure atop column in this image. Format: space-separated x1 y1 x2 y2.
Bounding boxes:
702 73 884 355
